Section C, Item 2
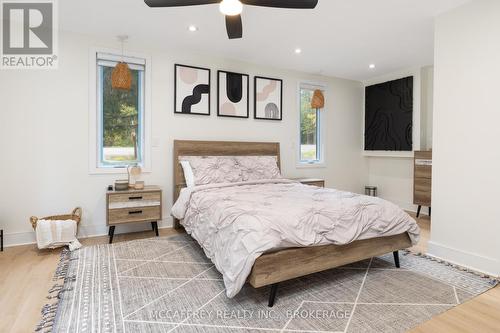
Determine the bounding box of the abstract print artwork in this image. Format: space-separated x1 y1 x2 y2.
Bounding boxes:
365 76 413 151
254 76 283 120
174 64 211 115
217 70 249 118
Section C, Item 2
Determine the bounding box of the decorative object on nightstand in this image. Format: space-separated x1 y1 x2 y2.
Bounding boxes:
127 165 142 189
114 180 129 191
106 185 162 244
365 186 378 197
293 178 325 187
414 150 432 218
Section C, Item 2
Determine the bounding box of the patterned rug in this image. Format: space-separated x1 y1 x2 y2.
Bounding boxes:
39 234 497 333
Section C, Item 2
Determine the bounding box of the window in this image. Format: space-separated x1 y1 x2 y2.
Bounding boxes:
96 53 145 169
299 84 324 164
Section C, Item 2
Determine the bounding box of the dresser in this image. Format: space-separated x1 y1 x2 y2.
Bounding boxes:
106 186 162 243
414 151 432 217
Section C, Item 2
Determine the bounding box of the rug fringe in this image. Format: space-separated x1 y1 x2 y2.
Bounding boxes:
403 249 499 286
35 248 78 332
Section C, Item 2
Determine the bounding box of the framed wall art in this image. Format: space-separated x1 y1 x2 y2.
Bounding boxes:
254 76 283 120
174 64 211 115
364 76 413 151
217 70 249 118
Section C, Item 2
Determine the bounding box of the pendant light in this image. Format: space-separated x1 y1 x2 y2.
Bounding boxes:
111 35 132 90
311 89 325 109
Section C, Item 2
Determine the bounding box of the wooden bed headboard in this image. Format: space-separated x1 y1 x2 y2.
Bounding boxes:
173 140 281 203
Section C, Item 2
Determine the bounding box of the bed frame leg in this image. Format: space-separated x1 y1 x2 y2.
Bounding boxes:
268 284 279 307
393 251 400 268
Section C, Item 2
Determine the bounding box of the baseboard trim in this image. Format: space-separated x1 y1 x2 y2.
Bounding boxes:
2 220 172 248
427 241 500 278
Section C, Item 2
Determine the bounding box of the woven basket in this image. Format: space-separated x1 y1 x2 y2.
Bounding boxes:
111 62 132 90
30 207 82 230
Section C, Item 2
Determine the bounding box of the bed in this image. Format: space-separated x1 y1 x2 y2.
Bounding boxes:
172 140 420 307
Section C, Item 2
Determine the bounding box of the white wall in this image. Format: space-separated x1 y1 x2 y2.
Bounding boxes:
364 66 434 212
0 31 366 247
429 0 500 276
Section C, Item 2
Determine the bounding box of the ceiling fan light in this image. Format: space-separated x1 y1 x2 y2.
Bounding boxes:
220 0 243 16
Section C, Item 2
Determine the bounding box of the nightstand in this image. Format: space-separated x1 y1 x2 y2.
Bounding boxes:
293 178 325 187
106 186 162 244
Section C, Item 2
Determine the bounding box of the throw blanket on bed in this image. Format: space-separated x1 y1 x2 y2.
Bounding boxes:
172 179 420 297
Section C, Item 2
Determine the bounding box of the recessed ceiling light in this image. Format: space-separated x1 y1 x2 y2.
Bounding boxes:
295 48 302 54
369 64 376 69
188 25 198 32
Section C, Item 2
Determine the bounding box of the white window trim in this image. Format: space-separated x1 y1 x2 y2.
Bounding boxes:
88 47 152 174
296 81 327 169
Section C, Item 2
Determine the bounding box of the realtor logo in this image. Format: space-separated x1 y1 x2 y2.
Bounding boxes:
1 0 58 69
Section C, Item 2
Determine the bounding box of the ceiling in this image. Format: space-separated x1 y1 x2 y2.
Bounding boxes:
59 0 470 81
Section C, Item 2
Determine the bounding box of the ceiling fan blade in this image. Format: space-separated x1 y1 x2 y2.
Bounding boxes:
225 14 243 39
240 0 318 9
144 0 220 7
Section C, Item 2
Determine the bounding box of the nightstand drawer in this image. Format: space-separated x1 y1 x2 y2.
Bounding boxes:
292 178 325 188
303 181 325 187
108 191 161 204
108 206 161 225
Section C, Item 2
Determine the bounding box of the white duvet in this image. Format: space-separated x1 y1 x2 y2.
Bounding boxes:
172 179 420 297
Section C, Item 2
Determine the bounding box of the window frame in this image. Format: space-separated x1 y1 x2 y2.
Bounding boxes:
88 48 152 174
297 82 326 168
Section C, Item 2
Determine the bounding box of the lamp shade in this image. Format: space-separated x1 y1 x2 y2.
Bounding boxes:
311 89 325 109
111 62 132 90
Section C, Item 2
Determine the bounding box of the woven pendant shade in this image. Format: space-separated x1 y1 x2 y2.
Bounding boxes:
111 62 132 90
311 89 325 109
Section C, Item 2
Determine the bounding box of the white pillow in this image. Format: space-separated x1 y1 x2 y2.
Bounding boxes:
180 160 195 187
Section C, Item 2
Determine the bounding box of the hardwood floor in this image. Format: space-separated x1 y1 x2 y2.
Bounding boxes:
407 212 430 254
0 216 497 333
0 228 183 333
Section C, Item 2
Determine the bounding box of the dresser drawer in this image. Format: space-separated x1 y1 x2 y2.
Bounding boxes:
414 190 431 205
108 206 161 225
108 191 161 204
414 178 431 192
414 165 432 179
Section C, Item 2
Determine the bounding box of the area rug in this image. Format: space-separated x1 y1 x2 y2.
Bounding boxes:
38 234 497 333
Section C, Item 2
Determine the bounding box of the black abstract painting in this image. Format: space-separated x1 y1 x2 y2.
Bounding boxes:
217 70 249 118
175 64 211 115
365 76 413 151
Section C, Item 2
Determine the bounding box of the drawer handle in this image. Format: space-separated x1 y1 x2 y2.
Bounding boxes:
129 196 143 200
129 210 143 215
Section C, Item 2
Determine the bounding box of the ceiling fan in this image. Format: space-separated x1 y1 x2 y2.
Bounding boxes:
144 0 319 39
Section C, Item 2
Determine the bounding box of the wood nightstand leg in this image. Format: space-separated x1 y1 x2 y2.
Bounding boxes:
152 222 159 237
416 205 421 218
109 226 115 244
428 207 431 217
151 222 155 231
